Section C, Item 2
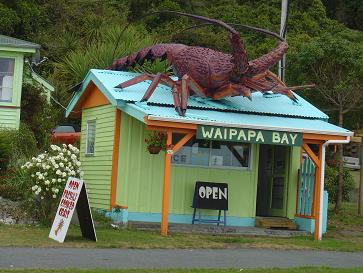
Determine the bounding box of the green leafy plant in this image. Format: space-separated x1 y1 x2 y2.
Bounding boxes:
0 168 32 201
0 123 37 173
21 83 58 150
144 131 166 149
0 183 21 201
325 166 355 203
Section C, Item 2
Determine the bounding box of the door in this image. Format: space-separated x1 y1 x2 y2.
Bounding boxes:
256 145 289 217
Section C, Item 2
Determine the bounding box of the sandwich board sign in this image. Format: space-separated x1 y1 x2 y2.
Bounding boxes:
49 177 97 243
192 181 228 210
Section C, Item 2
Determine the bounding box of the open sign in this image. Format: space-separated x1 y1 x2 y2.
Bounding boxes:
192 181 228 210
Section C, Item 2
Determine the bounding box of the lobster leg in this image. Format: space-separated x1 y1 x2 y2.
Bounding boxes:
140 72 163 102
172 85 183 116
181 75 190 116
187 76 207 98
180 74 209 115
248 71 298 102
141 72 181 101
115 73 152 89
210 82 253 100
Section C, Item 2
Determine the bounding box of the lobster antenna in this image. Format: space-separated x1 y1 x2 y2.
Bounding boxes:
173 22 285 42
111 10 241 61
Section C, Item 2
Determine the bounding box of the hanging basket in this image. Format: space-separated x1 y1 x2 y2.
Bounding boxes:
147 146 162 154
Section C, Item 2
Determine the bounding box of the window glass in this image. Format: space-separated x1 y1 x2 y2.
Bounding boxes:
171 134 210 166
171 134 250 169
0 58 15 102
86 120 96 155
211 141 250 168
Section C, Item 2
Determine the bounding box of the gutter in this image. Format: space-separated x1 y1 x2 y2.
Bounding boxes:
318 136 351 240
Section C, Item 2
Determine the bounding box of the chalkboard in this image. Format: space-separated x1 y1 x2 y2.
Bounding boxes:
192 181 228 210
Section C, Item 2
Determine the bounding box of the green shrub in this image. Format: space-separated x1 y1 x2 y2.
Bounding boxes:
21 83 58 150
0 168 33 201
0 183 21 201
0 132 12 171
325 166 355 203
0 124 37 173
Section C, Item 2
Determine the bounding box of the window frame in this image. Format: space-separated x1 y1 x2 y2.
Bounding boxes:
0 56 16 103
85 119 96 156
171 137 253 171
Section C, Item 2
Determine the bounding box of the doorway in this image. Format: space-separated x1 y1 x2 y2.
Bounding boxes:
256 144 289 217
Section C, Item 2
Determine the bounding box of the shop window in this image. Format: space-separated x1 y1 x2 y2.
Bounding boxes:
172 134 250 169
85 120 96 155
0 57 15 102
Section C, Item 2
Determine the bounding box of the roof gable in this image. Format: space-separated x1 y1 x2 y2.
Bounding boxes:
0 35 40 50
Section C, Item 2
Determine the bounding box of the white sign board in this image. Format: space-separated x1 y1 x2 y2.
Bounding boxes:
49 177 83 243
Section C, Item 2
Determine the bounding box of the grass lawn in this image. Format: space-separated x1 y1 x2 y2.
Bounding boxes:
1 203 363 252
1 268 363 273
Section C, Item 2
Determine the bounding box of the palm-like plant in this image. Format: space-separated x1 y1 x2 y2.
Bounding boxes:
53 25 171 88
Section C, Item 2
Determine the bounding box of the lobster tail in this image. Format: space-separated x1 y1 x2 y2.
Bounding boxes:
108 44 186 71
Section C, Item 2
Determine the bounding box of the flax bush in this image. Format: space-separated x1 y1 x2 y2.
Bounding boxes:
21 144 83 224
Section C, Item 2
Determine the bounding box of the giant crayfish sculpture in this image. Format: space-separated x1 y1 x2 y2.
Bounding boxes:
109 11 301 116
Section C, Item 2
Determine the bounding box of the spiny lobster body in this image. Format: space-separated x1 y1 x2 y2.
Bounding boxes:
110 41 289 92
108 11 296 116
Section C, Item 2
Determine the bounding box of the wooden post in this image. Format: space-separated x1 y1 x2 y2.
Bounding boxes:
161 130 172 236
110 109 121 209
313 144 323 240
359 137 363 216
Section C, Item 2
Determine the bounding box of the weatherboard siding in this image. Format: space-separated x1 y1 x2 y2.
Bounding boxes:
116 113 260 219
80 104 116 209
0 108 20 129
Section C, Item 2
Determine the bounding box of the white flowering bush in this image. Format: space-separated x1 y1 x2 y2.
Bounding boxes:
21 144 83 223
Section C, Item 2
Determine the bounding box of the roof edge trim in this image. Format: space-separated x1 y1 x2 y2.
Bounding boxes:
147 115 353 137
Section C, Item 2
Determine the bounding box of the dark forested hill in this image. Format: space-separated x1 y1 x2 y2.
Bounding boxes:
322 0 363 31
0 0 362 128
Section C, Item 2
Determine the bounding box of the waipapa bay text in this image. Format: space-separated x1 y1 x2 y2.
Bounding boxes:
196 125 303 146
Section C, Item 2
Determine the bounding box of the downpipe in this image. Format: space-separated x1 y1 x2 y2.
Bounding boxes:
318 136 350 240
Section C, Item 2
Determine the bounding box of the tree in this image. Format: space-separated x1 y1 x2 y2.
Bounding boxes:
21 83 58 149
288 34 363 210
0 3 19 35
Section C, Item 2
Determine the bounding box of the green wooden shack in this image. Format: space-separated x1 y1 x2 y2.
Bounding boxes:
0 35 54 129
66 69 352 240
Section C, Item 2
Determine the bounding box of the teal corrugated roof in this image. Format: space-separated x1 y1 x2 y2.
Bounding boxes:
66 69 352 136
0 35 40 49
70 69 328 120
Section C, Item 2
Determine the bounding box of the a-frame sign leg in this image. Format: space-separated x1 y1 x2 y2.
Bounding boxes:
76 184 97 241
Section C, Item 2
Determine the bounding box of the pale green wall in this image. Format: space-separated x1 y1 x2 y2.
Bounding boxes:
116 112 165 213
116 112 261 218
286 146 301 219
0 108 20 129
80 104 116 209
